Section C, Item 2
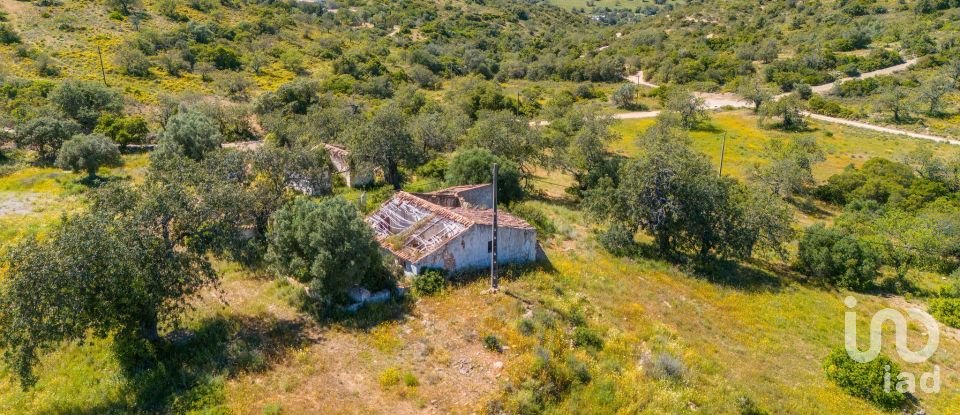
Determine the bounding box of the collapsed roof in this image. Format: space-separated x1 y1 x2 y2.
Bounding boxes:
366 185 533 263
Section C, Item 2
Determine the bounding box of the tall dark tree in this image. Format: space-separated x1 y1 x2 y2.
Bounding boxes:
48 80 123 131
348 103 417 189
0 211 217 387
14 116 81 164
587 115 791 259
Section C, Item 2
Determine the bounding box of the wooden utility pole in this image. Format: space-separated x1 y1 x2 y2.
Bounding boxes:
97 46 108 86
718 133 727 176
490 163 499 291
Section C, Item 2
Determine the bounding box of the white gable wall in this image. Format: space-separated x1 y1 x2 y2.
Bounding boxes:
412 224 537 274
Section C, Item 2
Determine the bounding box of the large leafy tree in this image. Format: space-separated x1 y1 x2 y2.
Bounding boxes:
48 80 123 131
14 116 81 164
0 211 216 387
462 109 541 169
541 104 619 196
736 75 774 113
347 103 417 189
796 223 881 290
662 88 707 129
587 115 791 259
446 147 523 204
55 133 122 180
266 197 390 307
751 136 825 197
760 93 807 130
95 114 149 149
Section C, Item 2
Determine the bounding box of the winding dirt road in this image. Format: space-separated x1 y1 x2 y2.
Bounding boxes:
618 59 959 145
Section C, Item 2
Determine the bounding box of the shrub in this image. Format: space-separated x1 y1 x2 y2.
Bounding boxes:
0 23 21 44
823 348 906 410
572 327 603 350
929 298 960 328
794 83 812 100
411 269 445 296
736 396 769 415
483 334 503 353
509 203 556 238
114 46 151 78
644 352 685 381
599 222 635 256
378 367 402 388
796 224 881 290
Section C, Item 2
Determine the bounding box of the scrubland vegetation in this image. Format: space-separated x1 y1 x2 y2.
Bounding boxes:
2 0 960 414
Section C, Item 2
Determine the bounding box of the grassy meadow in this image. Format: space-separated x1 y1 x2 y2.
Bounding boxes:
610 110 959 181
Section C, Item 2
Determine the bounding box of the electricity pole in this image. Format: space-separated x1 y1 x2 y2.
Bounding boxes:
490 163 499 291
98 46 108 86
718 133 727 177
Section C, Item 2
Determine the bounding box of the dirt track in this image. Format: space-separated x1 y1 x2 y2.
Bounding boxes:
617 58 959 145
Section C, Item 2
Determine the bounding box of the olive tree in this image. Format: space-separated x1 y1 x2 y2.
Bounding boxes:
750 136 825 197
154 109 222 161
587 115 792 259
663 88 707 129
347 103 417 189
55 133 122 180
611 83 639 110
266 197 390 307
0 210 217 387
14 116 81 164
760 93 807 130
48 80 123 131
446 148 523 204
736 76 774 113
919 76 954 116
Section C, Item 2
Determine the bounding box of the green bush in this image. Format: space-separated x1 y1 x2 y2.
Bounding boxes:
0 23 20 44
796 224 880 290
572 327 604 350
95 114 149 148
411 269 445 296
598 222 636 257
644 352 685 381
509 203 556 238
266 197 390 307
823 348 906 410
483 334 503 353
929 298 960 328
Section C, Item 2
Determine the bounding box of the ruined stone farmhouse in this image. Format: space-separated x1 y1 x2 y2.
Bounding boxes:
366 184 538 275
324 143 374 188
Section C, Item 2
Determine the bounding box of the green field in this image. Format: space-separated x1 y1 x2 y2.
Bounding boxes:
610 111 959 181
